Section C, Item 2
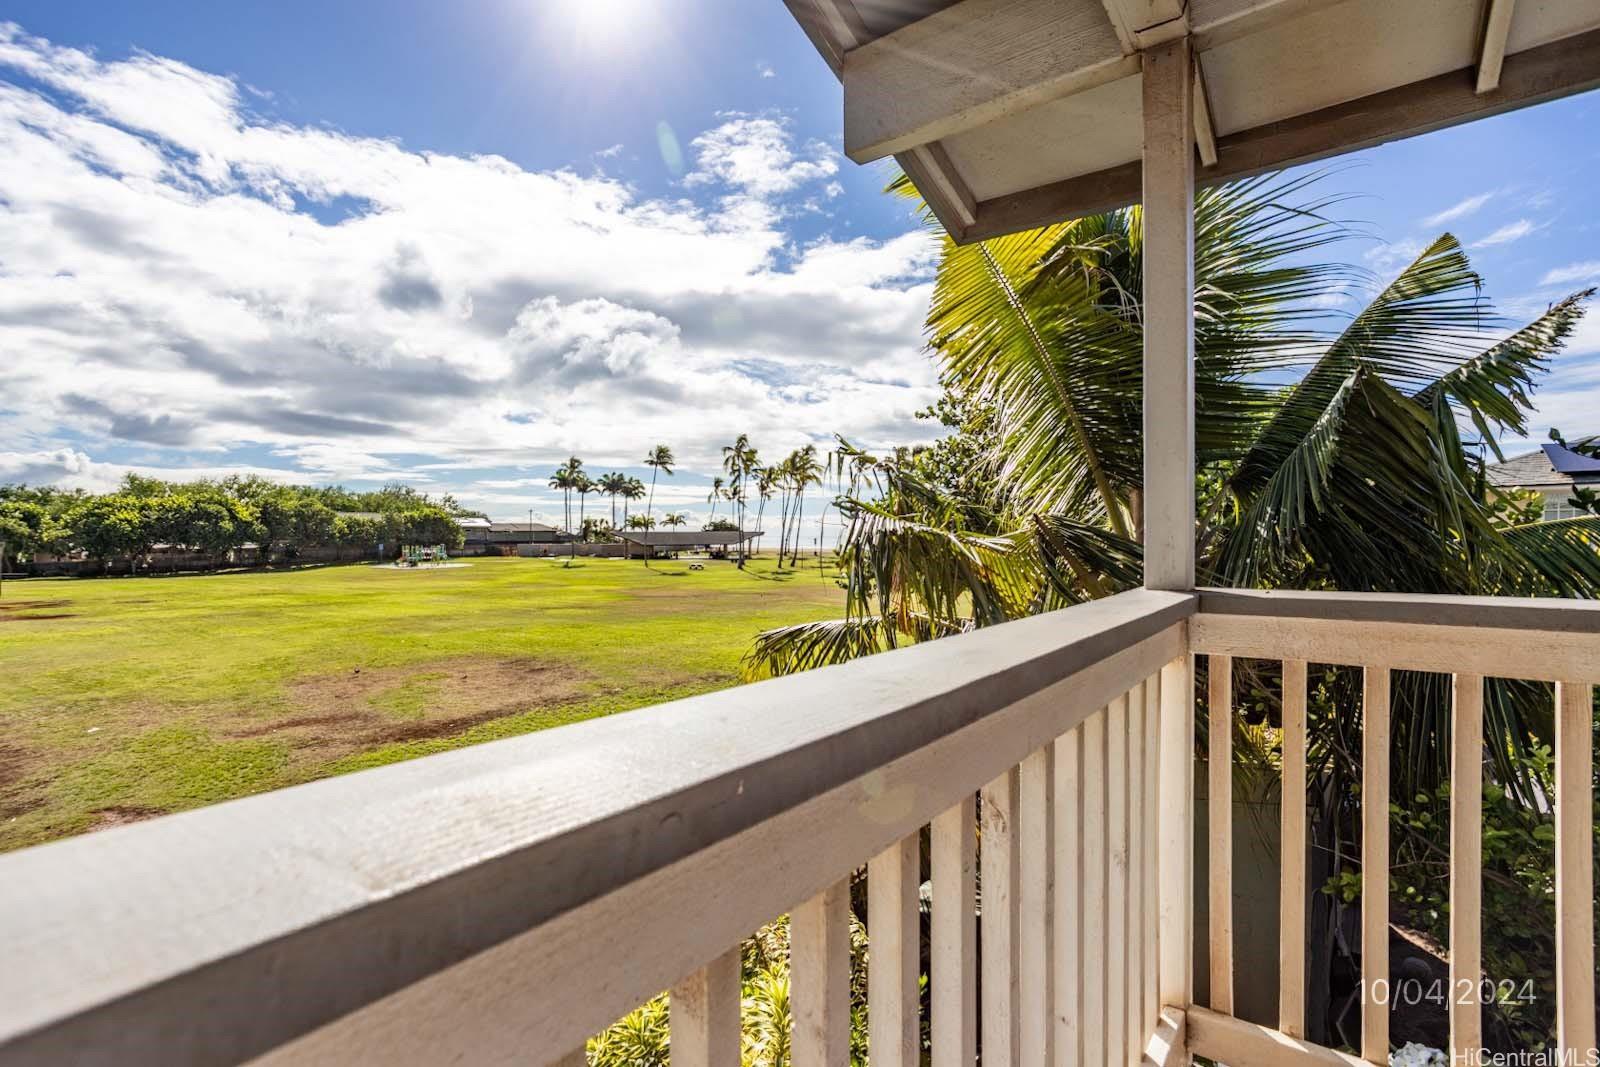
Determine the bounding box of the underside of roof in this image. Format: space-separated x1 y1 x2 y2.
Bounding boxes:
784 0 1600 242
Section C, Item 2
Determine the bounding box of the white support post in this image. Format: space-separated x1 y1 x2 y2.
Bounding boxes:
671 948 743 1067
792 879 853 1067
1157 656 1194 1061
1141 37 1196 592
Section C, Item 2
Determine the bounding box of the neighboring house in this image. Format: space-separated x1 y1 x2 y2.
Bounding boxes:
462 520 562 552
1487 441 1600 521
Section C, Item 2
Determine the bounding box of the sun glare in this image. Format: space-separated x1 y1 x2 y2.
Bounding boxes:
553 0 663 54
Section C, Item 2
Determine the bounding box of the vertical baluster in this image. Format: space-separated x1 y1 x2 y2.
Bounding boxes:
1053 728 1082 1067
1126 681 1146 1067
1143 673 1160 1033
870 834 920 1067
1280 658 1308 1039
671 947 742 1067
1555 681 1596 1059
1208 654 1234 1015
1107 693 1130 1067
792 878 851 1067
1019 746 1055 1065
1082 707 1108 1067
932 796 977 1067
1449 673 1483 1059
1361 665 1391 1063
1157 656 1194 1016
981 767 1021 1067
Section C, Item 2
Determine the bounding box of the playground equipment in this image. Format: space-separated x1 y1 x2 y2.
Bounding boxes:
398 544 450 567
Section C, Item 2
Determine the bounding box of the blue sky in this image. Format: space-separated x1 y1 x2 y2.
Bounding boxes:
1 2 1597 522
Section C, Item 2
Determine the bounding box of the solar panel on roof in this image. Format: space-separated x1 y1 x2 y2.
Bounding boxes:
1542 443 1600 475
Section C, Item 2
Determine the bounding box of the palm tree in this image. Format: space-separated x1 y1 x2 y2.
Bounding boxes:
752 466 775 557
748 173 1598 784
547 459 579 536
642 446 674 568
785 445 823 566
643 447 674 523
707 476 726 525
622 477 645 527
748 177 1600 1043
574 474 596 541
598 472 628 530
723 435 758 567
663 512 688 529
744 176 1599 1042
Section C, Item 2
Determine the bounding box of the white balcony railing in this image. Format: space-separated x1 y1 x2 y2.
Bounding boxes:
0 588 1594 1066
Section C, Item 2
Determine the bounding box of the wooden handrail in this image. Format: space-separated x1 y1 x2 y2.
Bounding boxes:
5 585 1591 1066
0 589 1192 1066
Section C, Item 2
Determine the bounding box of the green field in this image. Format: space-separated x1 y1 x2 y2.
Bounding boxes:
0 556 842 852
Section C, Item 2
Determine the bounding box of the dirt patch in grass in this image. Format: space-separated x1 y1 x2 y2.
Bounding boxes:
232 712 368 738
0 741 47 820
235 658 597 760
0 599 69 613
89 804 166 831
0 598 78 621
0 740 30 790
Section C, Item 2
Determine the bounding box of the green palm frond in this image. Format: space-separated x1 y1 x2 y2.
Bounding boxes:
1414 289 1595 450
1234 234 1486 497
839 494 1041 629
741 617 893 680
1494 517 1600 597
928 220 1133 531
1032 513 1142 601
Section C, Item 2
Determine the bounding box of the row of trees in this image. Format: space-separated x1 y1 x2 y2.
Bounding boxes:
712 436 827 568
537 443 833 568
0 476 470 567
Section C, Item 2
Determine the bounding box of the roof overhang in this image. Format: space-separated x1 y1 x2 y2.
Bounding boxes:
784 0 1600 242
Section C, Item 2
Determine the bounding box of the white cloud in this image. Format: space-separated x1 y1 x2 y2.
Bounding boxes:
1542 260 1600 286
756 63 776 79
686 113 838 198
0 24 941 515
1471 218 1537 248
1362 238 1425 274
1421 191 1494 228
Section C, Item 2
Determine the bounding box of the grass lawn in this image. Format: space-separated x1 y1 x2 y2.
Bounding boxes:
0 555 842 852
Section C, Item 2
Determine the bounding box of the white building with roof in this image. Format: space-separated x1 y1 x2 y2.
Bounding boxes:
1488 440 1600 521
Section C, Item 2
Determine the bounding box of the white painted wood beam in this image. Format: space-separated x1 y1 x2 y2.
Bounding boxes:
844 0 1136 163
1102 0 1190 49
670 949 742 1067
900 142 978 231
1140 35 1196 592
1554 681 1597 1058
1477 0 1517 93
1193 60 1219 167
1142 1006 1187 1067
1187 1006 1368 1067
961 25 1600 242
1448 674 1484 1059
842 0 1337 163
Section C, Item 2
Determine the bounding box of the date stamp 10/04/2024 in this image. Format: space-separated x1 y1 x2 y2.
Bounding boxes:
1362 977 1538 1008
